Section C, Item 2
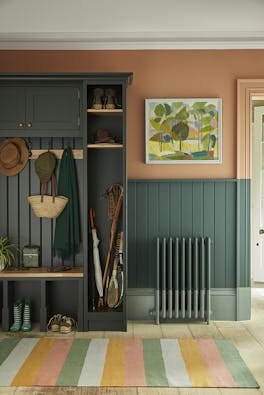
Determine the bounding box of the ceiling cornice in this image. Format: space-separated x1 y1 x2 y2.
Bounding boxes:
1 31 264 50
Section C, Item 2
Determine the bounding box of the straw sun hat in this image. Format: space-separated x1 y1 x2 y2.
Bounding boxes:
0 138 29 176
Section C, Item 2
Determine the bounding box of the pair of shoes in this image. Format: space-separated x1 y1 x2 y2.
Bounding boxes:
91 88 121 110
10 298 32 332
47 314 77 333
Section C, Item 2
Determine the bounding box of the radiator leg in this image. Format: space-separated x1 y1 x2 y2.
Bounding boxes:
168 289 173 319
162 290 166 319
174 290 179 319
181 290 185 319
206 289 211 324
200 289 205 319
156 290 160 325
194 290 198 319
187 289 192 319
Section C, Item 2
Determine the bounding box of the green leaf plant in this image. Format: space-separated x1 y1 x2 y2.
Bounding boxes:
0 236 19 271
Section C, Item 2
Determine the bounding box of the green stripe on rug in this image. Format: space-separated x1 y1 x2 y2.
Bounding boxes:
56 339 91 386
143 339 168 386
215 339 259 388
0 338 21 365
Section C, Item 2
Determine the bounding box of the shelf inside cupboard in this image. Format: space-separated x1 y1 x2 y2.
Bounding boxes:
87 109 123 116
0 267 84 278
87 143 123 149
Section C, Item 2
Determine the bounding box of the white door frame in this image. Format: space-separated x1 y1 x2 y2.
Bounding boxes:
237 80 264 179
237 80 264 285
251 106 264 282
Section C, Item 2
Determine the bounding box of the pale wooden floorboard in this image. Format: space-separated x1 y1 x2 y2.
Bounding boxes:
14 388 58 395
161 323 192 338
177 390 221 395
0 388 16 394
138 388 180 394
188 323 223 338
133 321 163 338
219 390 262 395
81 389 137 395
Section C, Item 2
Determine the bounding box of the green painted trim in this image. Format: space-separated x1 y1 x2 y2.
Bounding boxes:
127 287 251 321
128 179 250 289
129 179 238 183
236 180 251 288
236 287 251 320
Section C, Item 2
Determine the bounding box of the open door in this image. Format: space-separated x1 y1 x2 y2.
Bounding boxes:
252 105 264 282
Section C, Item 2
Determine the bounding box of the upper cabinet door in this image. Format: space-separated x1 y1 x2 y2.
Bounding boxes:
26 86 80 134
0 85 81 137
0 87 25 130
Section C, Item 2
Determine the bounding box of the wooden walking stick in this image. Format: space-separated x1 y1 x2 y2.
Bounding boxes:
115 231 124 308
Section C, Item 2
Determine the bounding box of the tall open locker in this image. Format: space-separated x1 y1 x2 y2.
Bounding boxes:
0 72 132 332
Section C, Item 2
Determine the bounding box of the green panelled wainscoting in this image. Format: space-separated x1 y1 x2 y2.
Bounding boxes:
127 179 251 322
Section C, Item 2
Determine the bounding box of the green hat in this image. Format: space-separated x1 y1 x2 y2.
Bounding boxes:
35 151 57 183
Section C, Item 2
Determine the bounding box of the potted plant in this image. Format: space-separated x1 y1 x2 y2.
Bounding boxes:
0 236 18 271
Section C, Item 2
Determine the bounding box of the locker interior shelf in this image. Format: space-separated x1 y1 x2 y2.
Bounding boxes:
87 143 123 149
0 268 83 278
87 109 123 115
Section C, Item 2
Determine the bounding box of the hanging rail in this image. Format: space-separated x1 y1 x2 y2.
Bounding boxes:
29 149 83 160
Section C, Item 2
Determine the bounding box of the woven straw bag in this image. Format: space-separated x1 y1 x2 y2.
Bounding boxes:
28 174 68 218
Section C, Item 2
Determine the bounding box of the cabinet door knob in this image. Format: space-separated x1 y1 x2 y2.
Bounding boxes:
18 122 24 127
27 122 32 128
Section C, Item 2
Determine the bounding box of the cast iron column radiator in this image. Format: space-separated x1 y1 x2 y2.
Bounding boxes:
153 237 211 324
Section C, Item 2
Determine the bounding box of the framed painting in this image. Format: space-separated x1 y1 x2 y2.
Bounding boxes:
145 98 222 164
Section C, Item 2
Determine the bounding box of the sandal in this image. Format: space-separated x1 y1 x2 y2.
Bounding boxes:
47 314 63 332
60 315 77 334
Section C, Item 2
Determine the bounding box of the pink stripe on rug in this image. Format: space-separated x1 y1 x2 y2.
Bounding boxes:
124 339 146 386
197 339 236 387
33 339 73 386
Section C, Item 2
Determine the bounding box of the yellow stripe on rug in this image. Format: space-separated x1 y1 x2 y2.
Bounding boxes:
179 338 213 387
101 339 125 386
11 338 56 386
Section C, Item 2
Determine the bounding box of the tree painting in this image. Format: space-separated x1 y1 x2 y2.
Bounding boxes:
145 98 221 163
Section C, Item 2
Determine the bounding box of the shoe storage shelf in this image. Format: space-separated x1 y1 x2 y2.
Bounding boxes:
0 72 132 332
0 268 83 332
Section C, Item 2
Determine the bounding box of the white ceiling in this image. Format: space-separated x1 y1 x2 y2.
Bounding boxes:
1 0 264 49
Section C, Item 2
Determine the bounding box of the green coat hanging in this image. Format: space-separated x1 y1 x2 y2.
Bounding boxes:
53 147 80 259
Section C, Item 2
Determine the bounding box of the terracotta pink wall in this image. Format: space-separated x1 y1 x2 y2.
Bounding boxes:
1 50 264 179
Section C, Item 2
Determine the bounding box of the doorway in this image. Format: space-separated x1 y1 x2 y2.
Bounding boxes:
237 80 264 286
251 102 264 282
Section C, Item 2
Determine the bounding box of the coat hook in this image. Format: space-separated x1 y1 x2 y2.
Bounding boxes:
27 138 32 157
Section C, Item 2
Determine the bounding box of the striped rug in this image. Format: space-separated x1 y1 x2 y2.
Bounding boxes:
0 337 259 388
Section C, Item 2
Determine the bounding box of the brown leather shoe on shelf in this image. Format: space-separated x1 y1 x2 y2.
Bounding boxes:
91 88 104 109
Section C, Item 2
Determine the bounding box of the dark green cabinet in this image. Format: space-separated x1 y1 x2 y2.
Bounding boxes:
86 104 125 330
0 85 81 137
0 86 24 131
0 73 132 332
